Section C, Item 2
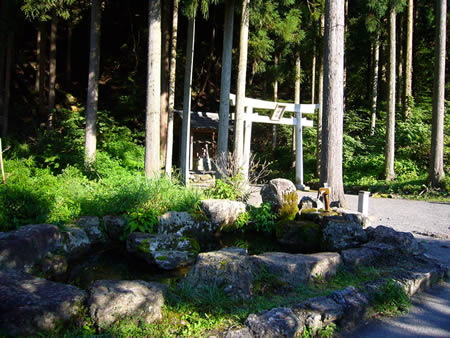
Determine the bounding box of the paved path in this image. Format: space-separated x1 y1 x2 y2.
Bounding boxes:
249 189 450 336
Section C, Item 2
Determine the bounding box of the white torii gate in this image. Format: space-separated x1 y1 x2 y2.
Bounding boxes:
230 93 318 190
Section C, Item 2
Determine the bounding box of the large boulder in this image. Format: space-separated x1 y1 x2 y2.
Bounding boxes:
183 247 254 299
158 211 214 239
249 252 342 287
55 225 91 259
275 220 322 253
0 224 60 272
88 279 166 328
200 199 246 231
340 246 383 267
365 225 420 255
245 307 303 338
0 269 87 335
102 216 127 241
321 217 367 251
260 178 297 213
126 232 199 270
76 216 105 244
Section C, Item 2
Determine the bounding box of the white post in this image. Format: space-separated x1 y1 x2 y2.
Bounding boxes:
295 106 308 190
358 191 370 215
243 106 253 181
189 135 194 170
180 19 195 185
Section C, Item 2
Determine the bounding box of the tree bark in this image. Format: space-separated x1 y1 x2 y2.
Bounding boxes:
165 0 179 178
233 0 250 172
403 0 414 117
84 0 102 167
66 25 72 89
35 28 40 91
384 6 396 181
160 0 170 165
370 33 380 136
180 19 195 184
397 13 404 107
295 52 301 105
217 0 235 176
311 40 316 104
316 14 324 178
47 14 57 129
145 0 161 178
39 22 47 118
320 0 346 207
429 0 446 186
1 32 13 138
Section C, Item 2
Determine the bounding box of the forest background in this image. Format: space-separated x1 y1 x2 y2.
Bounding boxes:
0 0 448 231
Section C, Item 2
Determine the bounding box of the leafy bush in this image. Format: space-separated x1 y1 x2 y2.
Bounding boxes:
372 280 412 316
248 202 277 233
123 207 159 237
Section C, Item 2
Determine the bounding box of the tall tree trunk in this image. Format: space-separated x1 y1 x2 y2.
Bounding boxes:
397 13 404 107
145 0 162 178
316 14 324 178
233 0 250 171
66 25 72 89
180 19 195 184
47 15 57 129
272 54 278 151
295 52 301 104
370 33 380 136
311 39 316 104
84 0 102 167
165 0 179 178
39 22 47 118
1 32 13 138
321 0 346 207
160 0 170 165
35 28 40 91
385 6 396 181
343 0 348 110
0 35 5 118
403 0 413 117
217 0 235 176
429 0 446 186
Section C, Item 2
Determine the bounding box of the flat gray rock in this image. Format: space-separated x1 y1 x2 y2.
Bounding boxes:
0 269 87 335
76 216 105 244
322 217 367 251
158 211 214 239
88 279 166 328
200 199 246 231
126 232 198 270
249 252 342 286
245 307 302 338
0 224 60 272
366 225 420 255
184 247 253 299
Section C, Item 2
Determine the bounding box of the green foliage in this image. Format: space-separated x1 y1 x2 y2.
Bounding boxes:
123 207 159 237
0 152 202 231
206 175 248 201
233 211 251 232
372 280 412 316
248 202 277 233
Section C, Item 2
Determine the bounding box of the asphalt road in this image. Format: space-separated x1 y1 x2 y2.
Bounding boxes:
249 189 450 337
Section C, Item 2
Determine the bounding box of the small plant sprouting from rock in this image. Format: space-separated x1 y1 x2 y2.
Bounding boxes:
278 191 299 222
122 208 159 239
